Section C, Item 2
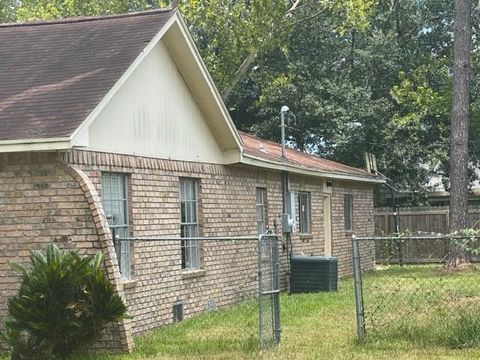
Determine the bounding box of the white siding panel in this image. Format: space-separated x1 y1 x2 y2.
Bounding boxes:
87 40 223 163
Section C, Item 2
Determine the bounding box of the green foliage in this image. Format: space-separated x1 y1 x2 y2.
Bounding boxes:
180 0 289 93
322 0 376 33
3 244 128 360
228 0 480 199
449 228 480 257
15 0 164 21
0 0 16 22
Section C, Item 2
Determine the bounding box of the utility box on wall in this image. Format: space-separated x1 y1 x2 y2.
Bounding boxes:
290 256 338 293
282 191 296 233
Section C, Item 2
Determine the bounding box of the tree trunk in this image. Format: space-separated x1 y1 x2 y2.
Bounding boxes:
448 0 471 267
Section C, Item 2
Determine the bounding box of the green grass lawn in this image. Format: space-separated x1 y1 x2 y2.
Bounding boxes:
72 265 480 360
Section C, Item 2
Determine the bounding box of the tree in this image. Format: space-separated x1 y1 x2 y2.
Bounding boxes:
14 0 164 20
0 0 16 22
229 1 448 188
226 0 480 204
449 0 472 232
215 0 377 100
180 0 289 99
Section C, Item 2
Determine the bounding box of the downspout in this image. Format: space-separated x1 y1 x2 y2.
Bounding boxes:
282 171 292 291
280 105 293 291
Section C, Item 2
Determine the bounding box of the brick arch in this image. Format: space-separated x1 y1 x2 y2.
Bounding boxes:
65 164 134 353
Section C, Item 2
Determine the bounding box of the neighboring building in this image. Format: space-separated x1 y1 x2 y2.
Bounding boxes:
425 169 480 206
0 8 384 352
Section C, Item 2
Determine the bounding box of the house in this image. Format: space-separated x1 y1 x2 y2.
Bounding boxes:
0 8 384 352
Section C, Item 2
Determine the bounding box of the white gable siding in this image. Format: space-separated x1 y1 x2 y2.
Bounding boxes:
86 40 224 163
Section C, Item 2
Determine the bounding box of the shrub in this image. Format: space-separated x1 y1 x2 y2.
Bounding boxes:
2 244 129 359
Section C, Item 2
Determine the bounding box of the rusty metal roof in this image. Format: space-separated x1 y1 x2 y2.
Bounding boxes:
0 9 174 141
240 131 380 180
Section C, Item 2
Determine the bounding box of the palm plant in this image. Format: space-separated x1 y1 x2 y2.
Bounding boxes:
2 244 128 359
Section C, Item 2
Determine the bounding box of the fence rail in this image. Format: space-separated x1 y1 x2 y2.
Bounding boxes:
374 206 480 235
117 235 260 242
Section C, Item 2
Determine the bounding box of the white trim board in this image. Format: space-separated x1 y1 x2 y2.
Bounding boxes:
0 138 71 152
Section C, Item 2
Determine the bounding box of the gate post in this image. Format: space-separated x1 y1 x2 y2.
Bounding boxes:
272 234 281 344
258 233 281 348
258 234 264 348
352 235 366 342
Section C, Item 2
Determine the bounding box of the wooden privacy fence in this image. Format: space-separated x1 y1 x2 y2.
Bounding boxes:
374 206 480 235
374 206 480 263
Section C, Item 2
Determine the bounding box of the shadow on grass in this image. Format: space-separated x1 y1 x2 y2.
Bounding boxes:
134 301 260 358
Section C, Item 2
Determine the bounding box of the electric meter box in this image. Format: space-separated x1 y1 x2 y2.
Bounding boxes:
282 191 296 233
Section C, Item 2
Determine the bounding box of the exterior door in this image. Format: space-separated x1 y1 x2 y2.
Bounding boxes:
323 195 332 256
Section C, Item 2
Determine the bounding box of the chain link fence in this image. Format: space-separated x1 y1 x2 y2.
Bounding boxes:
117 234 280 352
258 234 281 347
353 234 480 347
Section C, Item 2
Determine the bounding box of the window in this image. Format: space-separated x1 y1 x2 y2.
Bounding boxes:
180 178 200 269
102 173 130 277
256 188 267 235
344 194 353 231
298 192 311 234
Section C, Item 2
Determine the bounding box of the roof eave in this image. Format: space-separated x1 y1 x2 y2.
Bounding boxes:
0 137 71 152
241 153 386 184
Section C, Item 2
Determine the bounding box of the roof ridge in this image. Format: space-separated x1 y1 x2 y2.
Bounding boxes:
0 7 175 28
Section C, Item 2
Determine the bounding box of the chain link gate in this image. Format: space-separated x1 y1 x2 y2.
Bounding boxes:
258 233 281 348
115 234 281 350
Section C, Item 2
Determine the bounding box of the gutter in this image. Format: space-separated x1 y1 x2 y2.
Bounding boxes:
241 153 386 184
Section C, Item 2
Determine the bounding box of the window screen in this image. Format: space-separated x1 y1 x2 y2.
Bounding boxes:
256 188 267 235
102 173 130 277
344 194 353 231
180 178 200 269
298 192 311 234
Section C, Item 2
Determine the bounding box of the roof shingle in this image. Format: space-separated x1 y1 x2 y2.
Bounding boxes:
0 9 174 141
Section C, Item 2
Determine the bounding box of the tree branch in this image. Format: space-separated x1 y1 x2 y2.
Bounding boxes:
221 1 326 100
287 0 302 13
221 52 256 100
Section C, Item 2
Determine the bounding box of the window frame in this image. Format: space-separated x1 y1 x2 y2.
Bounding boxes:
101 172 131 278
298 191 311 234
179 178 200 270
344 194 354 232
256 187 268 235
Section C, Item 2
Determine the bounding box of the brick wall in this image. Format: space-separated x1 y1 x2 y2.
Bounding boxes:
62 150 284 335
0 150 375 351
0 152 126 352
330 181 376 275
